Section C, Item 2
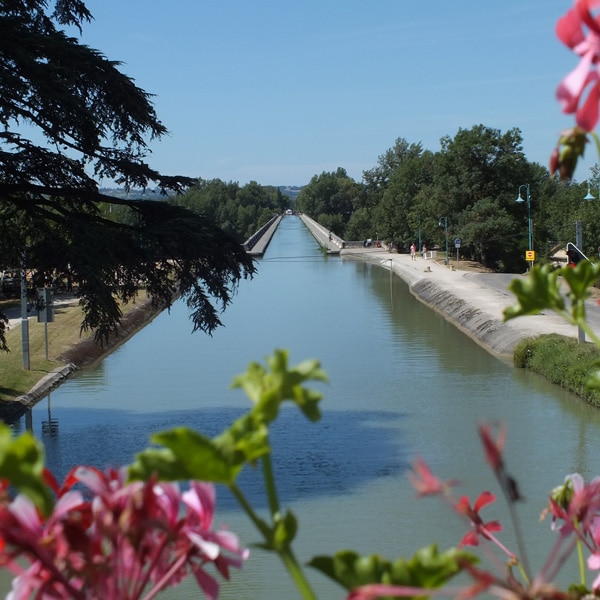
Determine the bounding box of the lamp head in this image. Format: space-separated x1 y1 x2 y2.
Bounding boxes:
584 183 596 201
515 195 524 203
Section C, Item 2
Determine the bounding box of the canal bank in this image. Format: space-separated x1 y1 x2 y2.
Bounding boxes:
341 246 600 361
0 295 163 422
297 213 594 360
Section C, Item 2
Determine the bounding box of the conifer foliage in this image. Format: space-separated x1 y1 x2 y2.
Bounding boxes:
0 0 255 350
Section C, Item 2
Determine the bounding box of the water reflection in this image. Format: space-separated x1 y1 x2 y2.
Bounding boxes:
26 402 408 509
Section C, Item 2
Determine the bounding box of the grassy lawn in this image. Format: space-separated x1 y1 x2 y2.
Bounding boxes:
0 295 150 402
0 298 91 401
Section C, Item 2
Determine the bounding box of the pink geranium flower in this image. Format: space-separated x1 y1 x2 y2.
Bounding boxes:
556 0 600 131
0 466 248 600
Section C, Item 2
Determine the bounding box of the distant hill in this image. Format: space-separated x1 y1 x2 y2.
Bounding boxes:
278 186 302 202
100 185 303 203
99 188 170 200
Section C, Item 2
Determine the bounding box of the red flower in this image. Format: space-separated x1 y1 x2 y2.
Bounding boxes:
478 423 505 473
407 457 458 497
455 492 503 547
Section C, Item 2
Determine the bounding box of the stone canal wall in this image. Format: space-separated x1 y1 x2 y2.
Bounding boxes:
244 215 282 256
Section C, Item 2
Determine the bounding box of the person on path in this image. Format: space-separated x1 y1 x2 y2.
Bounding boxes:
410 243 416 261
422 244 427 260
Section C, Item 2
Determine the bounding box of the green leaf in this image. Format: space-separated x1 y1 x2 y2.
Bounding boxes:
273 509 298 549
213 413 271 468
129 428 237 484
231 349 328 425
390 544 476 589
129 414 272 485
0 425 54 517
561 260 600 301
504 265 565 321
560 261 600 325
309 545 476 593
308 551 390 590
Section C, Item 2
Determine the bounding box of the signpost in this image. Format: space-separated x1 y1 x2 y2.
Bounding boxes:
37 287 54 360
454 238 461 270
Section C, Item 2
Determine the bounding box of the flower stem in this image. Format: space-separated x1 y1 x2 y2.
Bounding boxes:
278 547 318 600
229 483 271 540
261 453 280 516
229 459 318 600
577 534 586 587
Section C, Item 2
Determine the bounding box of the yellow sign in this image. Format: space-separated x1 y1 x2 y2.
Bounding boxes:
525 250 535 261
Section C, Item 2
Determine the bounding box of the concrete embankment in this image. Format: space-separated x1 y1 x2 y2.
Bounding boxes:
244 215 283 256
340 247 597 361
299 214 344 253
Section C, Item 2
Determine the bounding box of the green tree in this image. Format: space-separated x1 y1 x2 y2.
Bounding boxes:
0 1 255 350
362 138 423 208
345 207 373 241
372 150 433 249
173 179 283 241
429 125 530 269
458 198 516 269
295 168 361 237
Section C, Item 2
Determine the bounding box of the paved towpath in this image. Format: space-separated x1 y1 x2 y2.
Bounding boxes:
4 293 79 330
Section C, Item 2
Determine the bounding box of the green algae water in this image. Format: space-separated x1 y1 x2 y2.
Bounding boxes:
6 215 600 598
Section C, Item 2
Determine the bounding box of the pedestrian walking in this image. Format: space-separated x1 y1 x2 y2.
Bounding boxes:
422 244 427 260
410 243 416 261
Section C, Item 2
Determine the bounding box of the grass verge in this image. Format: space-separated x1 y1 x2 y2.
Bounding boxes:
514 333 600 407
0 293 159 403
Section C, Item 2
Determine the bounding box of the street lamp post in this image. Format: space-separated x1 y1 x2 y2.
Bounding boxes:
438 217 449 265
516 184 533 270
577 180 598 344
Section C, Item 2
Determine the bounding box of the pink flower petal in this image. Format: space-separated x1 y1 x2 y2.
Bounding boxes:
187 532 221 560
8 496 41 536
473 491 496 512
192 566 220 600
557 53 594 112
588 552 600 569
557 7 585 48
577 77 600 130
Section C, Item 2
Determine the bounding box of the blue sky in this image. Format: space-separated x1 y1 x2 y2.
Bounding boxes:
78 0 592 186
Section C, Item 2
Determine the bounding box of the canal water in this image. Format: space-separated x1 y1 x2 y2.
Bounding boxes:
7 215 600 598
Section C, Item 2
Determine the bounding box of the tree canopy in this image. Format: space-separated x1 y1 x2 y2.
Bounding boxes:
296 126 600 273
0 0 255 351
171 179 290 241
295 168 362 237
